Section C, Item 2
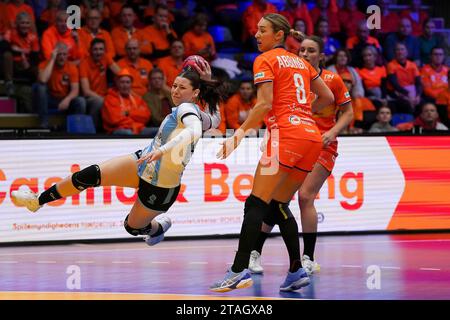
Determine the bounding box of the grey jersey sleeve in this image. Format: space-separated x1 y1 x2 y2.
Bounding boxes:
198 105 221 132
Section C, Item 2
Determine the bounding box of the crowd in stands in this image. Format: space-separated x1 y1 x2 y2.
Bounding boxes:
0 0 448 135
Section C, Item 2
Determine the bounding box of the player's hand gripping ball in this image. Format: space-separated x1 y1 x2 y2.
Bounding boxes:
182 55 211 81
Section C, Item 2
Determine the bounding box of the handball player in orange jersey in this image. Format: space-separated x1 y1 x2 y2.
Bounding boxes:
249 36 354 276
210 14 334 292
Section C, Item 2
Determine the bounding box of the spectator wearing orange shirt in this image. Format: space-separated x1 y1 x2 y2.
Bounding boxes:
34 43 87 129
117 38 154 97
338 0 366 38
80 0 110 25
106 0 128 28
280 0 313 35
400 0 429 37
156 39 184 88
102 68 152 135
2 12 39 112
0 1 9 38
6 0 36 31
80 38 121 131
242 0 278 50
346 21 381 68
182 13 216 62
78 8 116 60
38 0 61 32
387 42 422 114
310 0 340 35
224 80 261 135
436 70 450 124
378 0 400 35
421 47 448 103
327 48 365 98
41 11 81 63
140 4 178 62
384 18 421 66
142 68 174 135
111 5 147 58
357 46 387 107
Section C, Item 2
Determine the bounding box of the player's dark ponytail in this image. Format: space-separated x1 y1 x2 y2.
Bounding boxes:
178 67 228 114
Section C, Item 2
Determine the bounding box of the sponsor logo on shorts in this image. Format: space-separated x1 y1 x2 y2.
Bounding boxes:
268 116 276 123
254 72 265 80
289 115 301 125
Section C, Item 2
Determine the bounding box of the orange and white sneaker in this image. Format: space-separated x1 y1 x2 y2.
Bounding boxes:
11 190 42 213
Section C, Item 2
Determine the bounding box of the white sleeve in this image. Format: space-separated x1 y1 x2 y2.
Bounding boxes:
158 115 202 154
199 106 221 131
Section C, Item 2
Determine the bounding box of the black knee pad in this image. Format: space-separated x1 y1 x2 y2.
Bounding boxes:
71 165 101 191
243 194 269 225
262 206 277 227
123 214 152 236
270 200 293 225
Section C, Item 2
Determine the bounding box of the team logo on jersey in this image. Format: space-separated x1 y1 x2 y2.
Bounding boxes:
289 115 301 125
254 72 265 80
344 92 350 98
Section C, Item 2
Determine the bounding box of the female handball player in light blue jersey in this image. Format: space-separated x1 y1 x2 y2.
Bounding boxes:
12 57 224 246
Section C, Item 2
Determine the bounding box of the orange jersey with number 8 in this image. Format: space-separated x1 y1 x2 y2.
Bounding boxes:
253 47 321 142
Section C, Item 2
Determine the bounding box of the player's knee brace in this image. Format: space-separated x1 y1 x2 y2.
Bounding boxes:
270 200 294 225
244 194 269 225
123 214 152 236
71 165 101 191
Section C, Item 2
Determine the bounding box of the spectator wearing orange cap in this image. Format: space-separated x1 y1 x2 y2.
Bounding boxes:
111 5 148 58
102 68 152 135
41 10 81 63
181 13 216 62
117 38 153 96
139 4 178 62
78 8 116 60
80 38 121 132
156 40 184 88
34 42 87 129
